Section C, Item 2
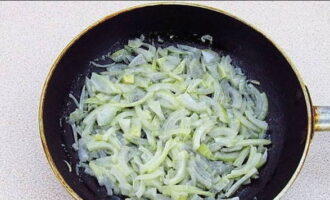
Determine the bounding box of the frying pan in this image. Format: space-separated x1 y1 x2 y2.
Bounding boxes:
39 3 330 200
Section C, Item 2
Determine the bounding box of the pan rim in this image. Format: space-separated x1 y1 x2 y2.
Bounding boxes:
38 2 313 200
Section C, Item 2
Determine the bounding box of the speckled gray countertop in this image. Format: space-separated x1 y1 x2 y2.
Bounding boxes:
0 1 329 200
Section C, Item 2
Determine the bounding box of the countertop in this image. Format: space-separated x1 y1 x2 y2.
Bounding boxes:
0 1 329 200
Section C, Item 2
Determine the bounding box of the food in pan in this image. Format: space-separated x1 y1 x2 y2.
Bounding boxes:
68 35 270 200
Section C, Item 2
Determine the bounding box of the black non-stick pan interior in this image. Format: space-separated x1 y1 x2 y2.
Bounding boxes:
41 4 309 200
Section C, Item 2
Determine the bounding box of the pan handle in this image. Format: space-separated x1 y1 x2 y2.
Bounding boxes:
313 106 330 131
